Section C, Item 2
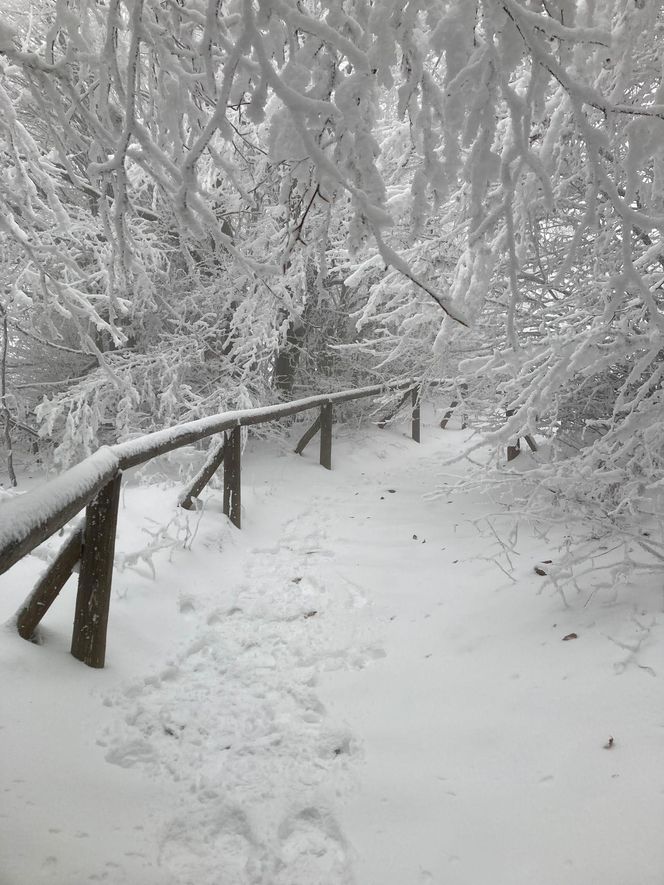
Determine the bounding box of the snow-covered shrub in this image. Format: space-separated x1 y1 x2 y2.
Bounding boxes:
1 0 664 579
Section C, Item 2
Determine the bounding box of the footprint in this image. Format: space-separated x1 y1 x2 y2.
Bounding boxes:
350 645 386 668
105 738 156 769
159 803 263 885
317 730 355 760
178 596 196 615
273 807 352 885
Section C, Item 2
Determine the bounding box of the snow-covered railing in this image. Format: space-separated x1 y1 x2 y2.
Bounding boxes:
0 380 422 669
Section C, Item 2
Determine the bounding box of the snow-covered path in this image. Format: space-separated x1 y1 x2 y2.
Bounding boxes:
1 417 663 884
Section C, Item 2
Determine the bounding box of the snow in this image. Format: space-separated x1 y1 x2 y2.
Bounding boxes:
112 382 413 468
0 412 663 884
0 446 119 563
0 385 413 563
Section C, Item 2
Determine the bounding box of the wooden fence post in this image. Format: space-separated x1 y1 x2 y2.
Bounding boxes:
71 471 122 668
411 387 421 443
320 403 333 469
223 427 242 528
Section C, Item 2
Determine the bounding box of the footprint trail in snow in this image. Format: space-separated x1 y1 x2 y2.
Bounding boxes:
100 505 370 884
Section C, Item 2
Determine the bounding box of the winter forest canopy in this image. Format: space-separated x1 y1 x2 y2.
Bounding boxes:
0 0 663 538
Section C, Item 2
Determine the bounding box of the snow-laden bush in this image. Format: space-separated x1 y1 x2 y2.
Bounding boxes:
1 0 664 576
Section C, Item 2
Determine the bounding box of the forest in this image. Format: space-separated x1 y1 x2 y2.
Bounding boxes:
1 0 663 554
1 3 663 884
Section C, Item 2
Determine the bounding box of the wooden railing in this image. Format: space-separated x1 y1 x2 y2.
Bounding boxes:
0 380 423 668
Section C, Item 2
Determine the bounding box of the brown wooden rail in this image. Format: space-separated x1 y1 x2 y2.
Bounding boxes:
0 380 423 668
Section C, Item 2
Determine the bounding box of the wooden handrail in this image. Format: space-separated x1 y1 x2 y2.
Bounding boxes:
0 447 120 576
112 381 415 469
0 380 416 577
0 379 427 666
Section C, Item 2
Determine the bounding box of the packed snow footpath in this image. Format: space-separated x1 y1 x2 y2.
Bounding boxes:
1 412 663 885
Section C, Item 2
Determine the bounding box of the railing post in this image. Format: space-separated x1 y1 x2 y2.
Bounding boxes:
71 471 122 668
411 387 421 443
320 403 332 469
223 427 242 528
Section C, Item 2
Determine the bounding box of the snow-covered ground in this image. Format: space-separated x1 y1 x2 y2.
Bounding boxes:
1 412 662 885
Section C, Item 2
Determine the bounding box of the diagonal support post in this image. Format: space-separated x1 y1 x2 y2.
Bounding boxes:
180 436 226 510
440 382 468 430
16 525 83 641
294 413 322 455
377 389 412 429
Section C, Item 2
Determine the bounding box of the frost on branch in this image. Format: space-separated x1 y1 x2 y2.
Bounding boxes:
0 0 474 462
2 0 664 571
